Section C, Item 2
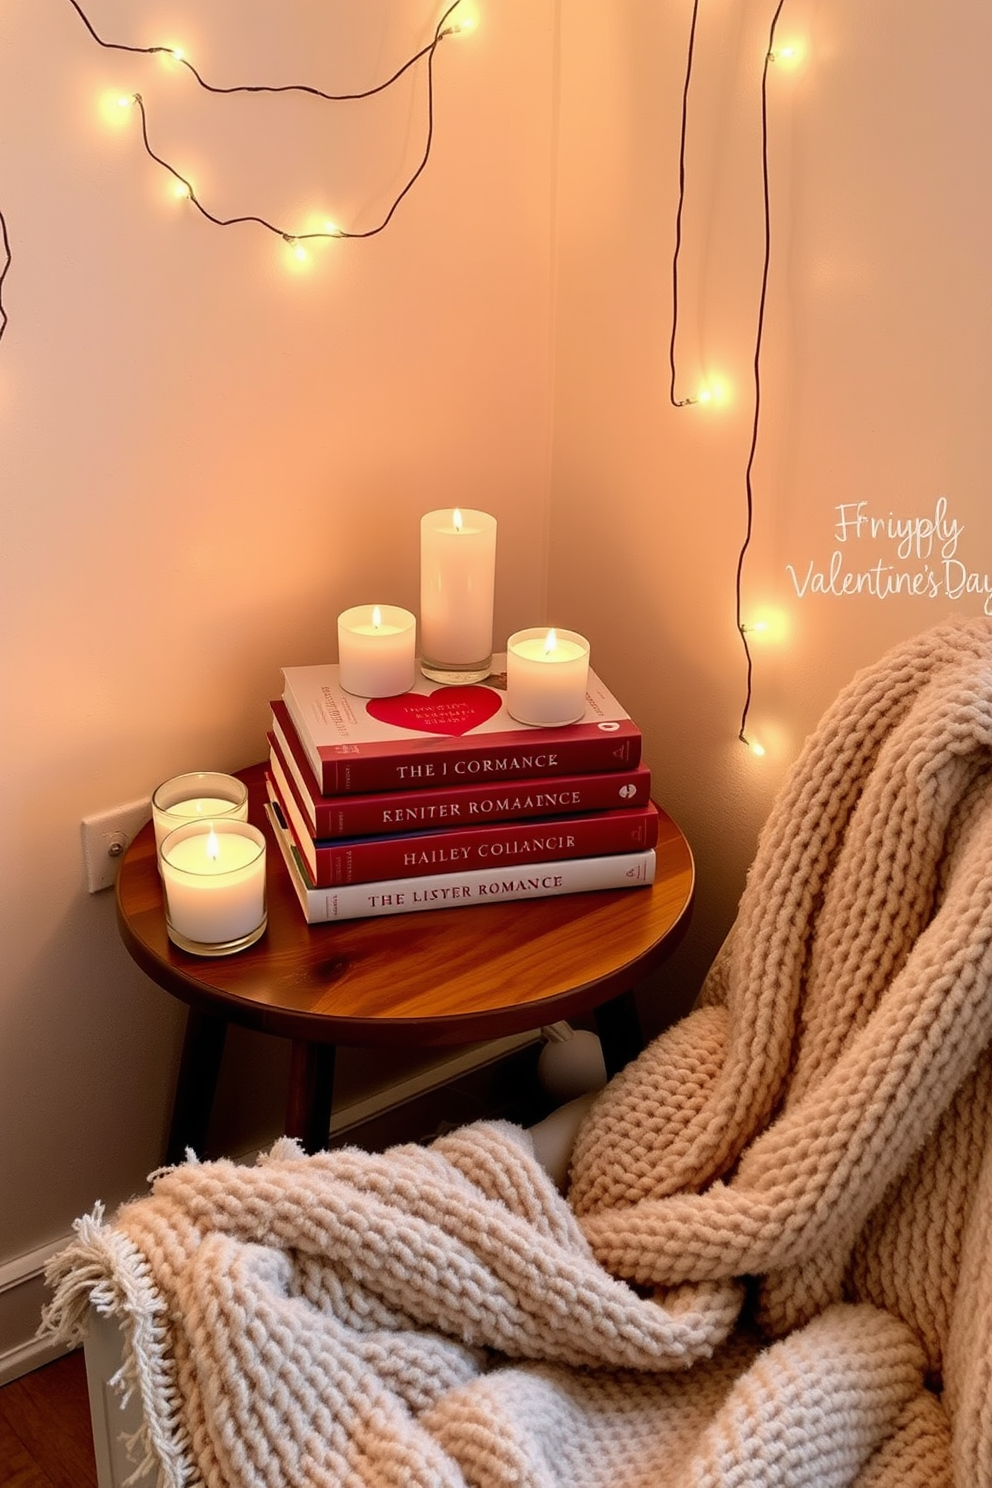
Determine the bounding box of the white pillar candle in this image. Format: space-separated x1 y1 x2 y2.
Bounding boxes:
420 507 497 682
506 627 591 727
160 820 267 955
152 771 249 852
337 604 416 697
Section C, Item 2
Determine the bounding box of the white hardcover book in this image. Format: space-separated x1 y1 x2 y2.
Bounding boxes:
265 800 655 923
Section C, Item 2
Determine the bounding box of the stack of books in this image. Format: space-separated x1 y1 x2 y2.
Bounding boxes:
264 657 658 922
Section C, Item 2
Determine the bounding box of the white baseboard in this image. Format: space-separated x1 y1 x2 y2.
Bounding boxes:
0 1237 77 1385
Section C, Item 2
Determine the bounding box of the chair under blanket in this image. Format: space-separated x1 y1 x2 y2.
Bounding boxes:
43 615 992 1488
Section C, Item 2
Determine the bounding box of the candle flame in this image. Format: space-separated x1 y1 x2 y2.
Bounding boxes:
544 629 558 655
452 508 463 532
205 827 220 861
372 605 382 629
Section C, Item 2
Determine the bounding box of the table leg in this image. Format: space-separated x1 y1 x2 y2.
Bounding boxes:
594 990 644 1078
166 1008 227 1165
286 1041 337 1153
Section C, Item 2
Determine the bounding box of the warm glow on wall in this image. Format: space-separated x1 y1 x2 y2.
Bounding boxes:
0 3 473 363
769 40 808 71
743 608 791 646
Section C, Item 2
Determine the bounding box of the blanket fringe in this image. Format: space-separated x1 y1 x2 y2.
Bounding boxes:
39 1205 202 1488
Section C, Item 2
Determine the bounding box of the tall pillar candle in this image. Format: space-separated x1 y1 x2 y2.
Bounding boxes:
420 508 497 684
160 819 267 956
506 627 591 726
337 604 416 697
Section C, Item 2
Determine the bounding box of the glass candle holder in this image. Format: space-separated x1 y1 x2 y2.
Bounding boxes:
420 508 497 684
159 819 267 957
506 627 591 726
152 772 249 853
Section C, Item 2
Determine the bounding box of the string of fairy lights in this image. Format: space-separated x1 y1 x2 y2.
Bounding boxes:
669 0 789 753
72 0 468 247
3 0 792 754
0 0 470 339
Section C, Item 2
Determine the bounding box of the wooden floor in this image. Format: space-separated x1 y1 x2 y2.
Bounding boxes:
0 1351 97 1488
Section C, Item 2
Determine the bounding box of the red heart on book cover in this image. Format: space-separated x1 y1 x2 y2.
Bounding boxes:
366 686 503 737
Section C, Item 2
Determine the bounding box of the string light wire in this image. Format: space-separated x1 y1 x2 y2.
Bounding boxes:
736 0 786 748
668 0 787 747
0 4 465 347
0 210 9 347
67 0 461 103
80 0 464 244
668 0 701 408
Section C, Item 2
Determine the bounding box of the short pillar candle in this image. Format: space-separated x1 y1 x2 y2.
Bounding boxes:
506 627 591 727
159 819 267 956
420 508 497 684
337 604 416 697
152 772 249 852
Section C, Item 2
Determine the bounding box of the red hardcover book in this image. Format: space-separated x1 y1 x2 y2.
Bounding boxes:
280 656 642 796
266 759 661 888
265 795 656 924
269 704 652 839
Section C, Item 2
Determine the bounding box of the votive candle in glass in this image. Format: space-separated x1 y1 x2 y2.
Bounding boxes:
506 627 591 727
420 507 497 684
159 819 267 956
337 604 416 697
152 772 249 852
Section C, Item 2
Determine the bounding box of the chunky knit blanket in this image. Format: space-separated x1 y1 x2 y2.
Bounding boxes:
44 616 992 1488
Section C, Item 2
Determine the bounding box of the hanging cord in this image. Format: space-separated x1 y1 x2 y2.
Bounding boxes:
668 0 701 408
0 210 10 346
668 0 786 744
736 0 786 747
65 0 457 102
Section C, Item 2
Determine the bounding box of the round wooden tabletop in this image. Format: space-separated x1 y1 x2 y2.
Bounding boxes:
117 763 694 1048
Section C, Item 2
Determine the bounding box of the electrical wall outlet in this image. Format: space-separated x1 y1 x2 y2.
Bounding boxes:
81 798 151 893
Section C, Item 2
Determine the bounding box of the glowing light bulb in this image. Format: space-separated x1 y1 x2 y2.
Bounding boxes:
749 739 766 757
323 220 342 238
101 91 138 125
769 40 806 69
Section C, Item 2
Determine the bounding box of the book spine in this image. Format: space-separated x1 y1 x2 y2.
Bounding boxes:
269 716 652 838
266 803 656 923
269 763 659 887
280 693 641 795
318 733 642 795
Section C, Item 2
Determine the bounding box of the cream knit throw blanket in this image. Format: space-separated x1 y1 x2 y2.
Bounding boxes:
44 616 992 1488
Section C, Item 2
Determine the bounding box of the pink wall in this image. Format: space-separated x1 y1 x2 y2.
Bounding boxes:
549 0 992 1026
0 0 556 1284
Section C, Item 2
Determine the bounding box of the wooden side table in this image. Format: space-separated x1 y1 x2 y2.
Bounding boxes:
117 763 694 1161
